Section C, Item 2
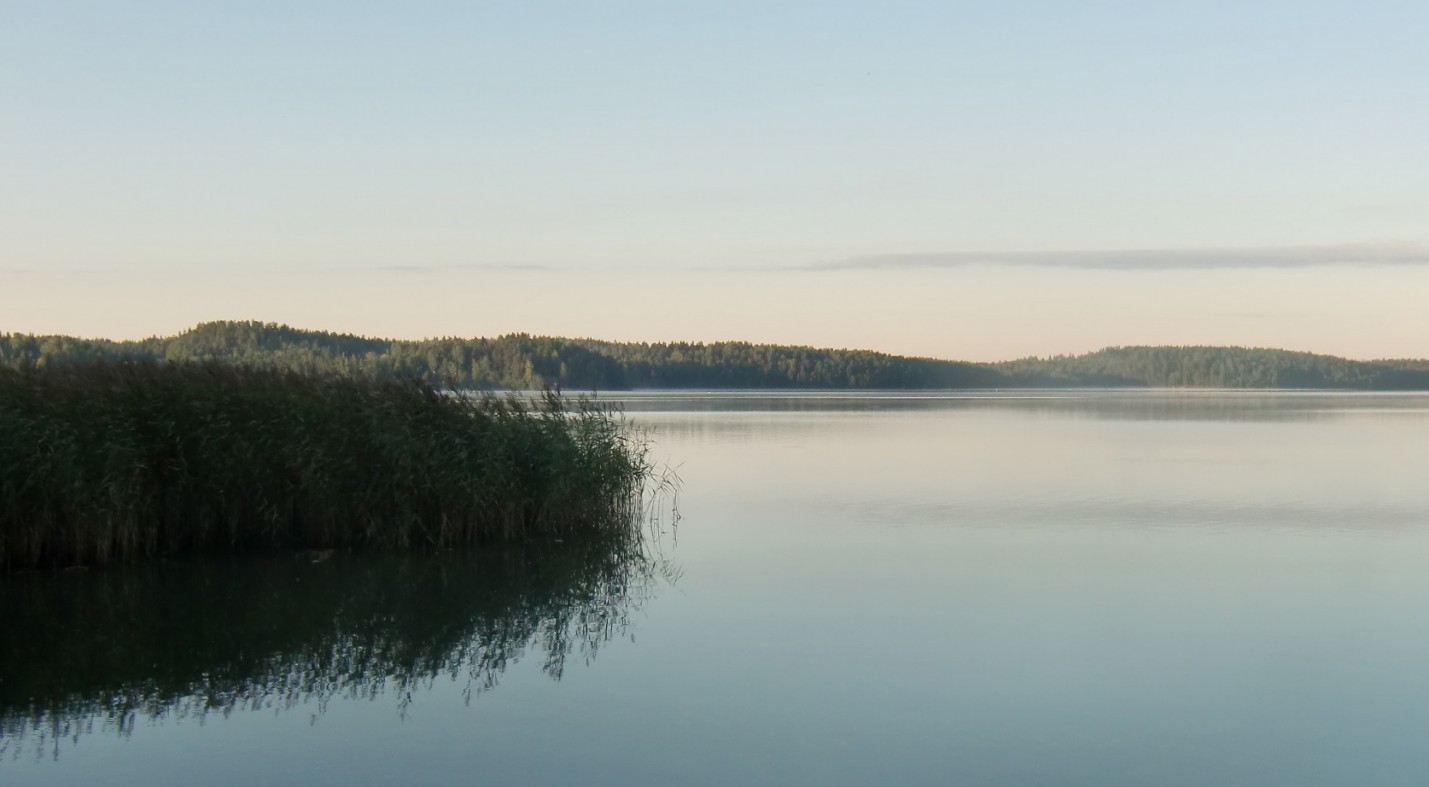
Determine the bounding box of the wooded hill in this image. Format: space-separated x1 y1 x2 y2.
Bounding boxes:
3 321 1428 390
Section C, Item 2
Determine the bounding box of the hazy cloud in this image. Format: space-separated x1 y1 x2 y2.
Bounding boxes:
371 263 559 274
814 243 1429 272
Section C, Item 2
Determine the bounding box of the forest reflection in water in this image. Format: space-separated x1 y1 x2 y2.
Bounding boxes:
607 389 1429 424
0 529 674 760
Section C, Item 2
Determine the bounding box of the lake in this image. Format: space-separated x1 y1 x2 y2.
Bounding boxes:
5 391 1429 785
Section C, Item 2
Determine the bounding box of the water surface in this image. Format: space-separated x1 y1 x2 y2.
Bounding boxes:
5 391 1429 785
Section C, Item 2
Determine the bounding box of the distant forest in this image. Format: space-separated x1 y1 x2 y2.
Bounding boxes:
3 321 1429 391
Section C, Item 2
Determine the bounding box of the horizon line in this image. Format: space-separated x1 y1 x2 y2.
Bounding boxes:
3 320 1426 366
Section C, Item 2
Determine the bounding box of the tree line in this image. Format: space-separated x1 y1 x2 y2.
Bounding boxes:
994 346 1429 390
3 321 1427 390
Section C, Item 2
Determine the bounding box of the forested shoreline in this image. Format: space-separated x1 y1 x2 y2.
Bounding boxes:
3 321 1428 390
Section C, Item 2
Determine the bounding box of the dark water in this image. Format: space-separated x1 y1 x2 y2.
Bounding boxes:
5 391 1429 785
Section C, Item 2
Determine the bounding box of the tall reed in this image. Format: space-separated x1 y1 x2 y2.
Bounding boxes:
0 361 653 570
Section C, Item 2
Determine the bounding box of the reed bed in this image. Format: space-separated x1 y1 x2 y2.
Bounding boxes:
0 360 652 570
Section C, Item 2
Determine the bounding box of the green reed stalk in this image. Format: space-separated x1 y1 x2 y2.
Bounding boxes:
0 361 653 570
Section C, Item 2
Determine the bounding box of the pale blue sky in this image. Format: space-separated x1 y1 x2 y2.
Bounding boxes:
3 1 1427 359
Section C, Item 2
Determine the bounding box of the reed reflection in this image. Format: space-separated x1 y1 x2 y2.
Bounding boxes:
1 530 673 759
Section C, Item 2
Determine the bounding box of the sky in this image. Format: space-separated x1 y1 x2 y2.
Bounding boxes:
3 1 1427 361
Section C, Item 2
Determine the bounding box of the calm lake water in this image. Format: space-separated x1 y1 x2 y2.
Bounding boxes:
5 391 1429 785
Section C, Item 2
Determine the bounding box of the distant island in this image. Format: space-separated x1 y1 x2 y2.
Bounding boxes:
4 321 1429 390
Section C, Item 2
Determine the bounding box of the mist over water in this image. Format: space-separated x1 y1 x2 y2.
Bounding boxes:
6 392 1429 785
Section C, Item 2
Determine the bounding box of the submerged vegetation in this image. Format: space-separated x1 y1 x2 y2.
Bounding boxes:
1 534 670 757
5 320 1429 390
0 360 656 571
